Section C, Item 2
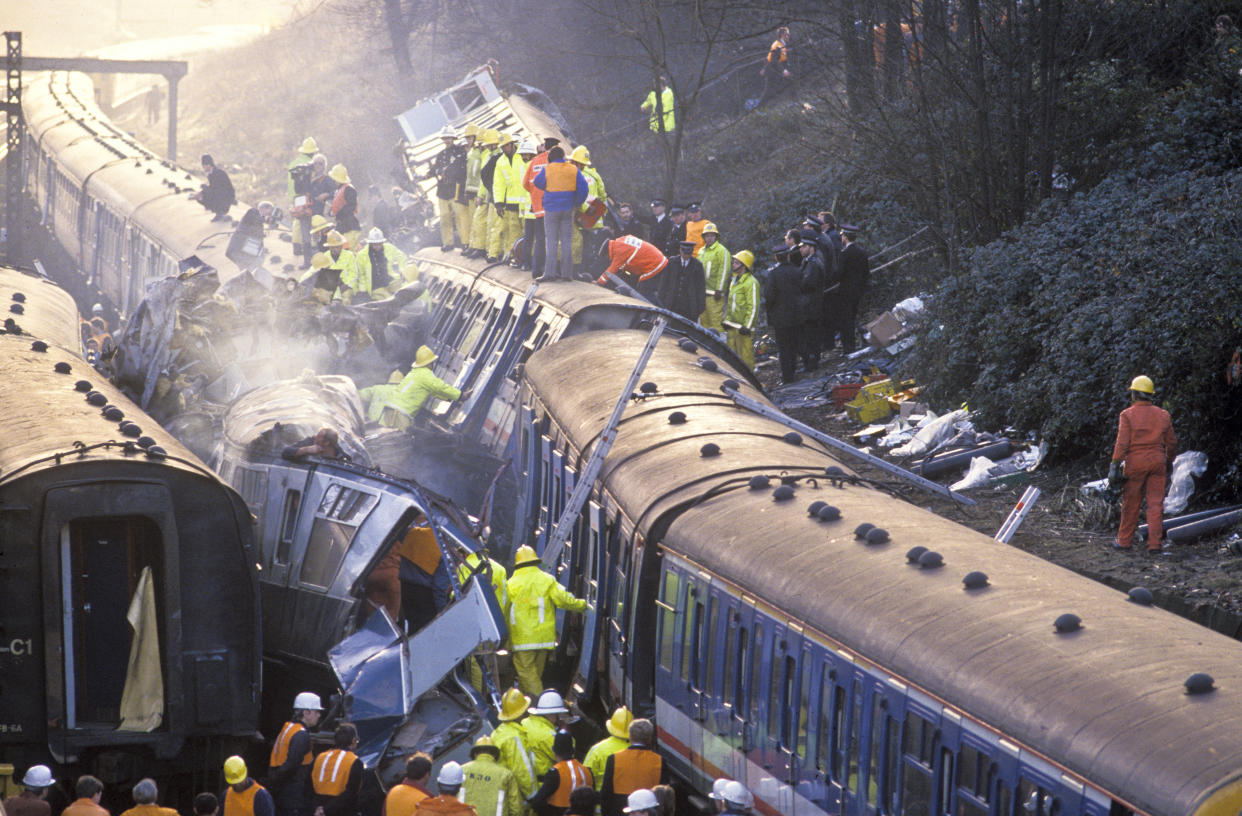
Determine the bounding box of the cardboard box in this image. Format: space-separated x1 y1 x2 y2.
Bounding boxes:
865 311 905 347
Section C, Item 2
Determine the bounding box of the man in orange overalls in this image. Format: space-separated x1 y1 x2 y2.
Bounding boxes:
595 236 668 301
1110 375 1177 552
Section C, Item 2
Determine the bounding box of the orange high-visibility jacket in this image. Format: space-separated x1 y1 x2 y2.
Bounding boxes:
597 236 668 284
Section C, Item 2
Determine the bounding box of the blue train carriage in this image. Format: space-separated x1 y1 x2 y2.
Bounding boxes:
516 329 1242 816
213 372 507 783
0 266 261 782
22 70 282 314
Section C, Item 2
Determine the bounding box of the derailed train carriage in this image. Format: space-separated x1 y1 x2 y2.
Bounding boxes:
507 329 1242 816
0 266 260 791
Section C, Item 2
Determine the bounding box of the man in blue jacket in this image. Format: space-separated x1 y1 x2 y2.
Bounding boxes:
532 147 588 282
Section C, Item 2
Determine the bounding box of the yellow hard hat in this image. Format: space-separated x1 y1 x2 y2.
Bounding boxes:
513 544 540 566
223 756 247 786
311 252 331 269
1130 375 1155 394
732 250 754 271
412 344 437 368
606 706 633 739
310 214 332 234
329 163 351 185
480 129 500 147
324 230 346 248
470 735 500 758
498 687 530 721
569 145 591 166
299 136 319 154
702 221 719 236
497 132 516 147
464 123 480 138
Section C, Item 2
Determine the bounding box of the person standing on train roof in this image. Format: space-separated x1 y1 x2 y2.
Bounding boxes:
194 154 236 222
491 688 539 802
5 766 53 816
353 228 409 300
525 689 571 777
382 754 433 816
429 128 468 252
599 719 664 816
467 129 500 259
489 134 524 262
595 235 669 302
584 707 632 791
461 737 521 816
311 724 362 816
640 76 676 134
522 137 559 278
458 125 478 242
288 137 318 267
569 146 607 274
1110 375 1177 552
120 780 178 816
515 139 539 271
268 692 322 816
328 164 361 249
532 146 589 282
412 764 476 816
696 222 731 332
310 154 335 218
463 124 484 245
723 250 758 369
527 730 592 816
506 545 589 696
222 757 275 816
718 782 753 815
322 230 360 302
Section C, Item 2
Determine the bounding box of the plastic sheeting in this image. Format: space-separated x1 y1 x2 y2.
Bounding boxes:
891 409 970 458
117 566 163 732
1165 451 1208 515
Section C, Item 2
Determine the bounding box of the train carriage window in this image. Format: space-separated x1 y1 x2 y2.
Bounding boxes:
885 715 901 813
685 595 705 687
300 485 377 589
1015 779 1058 816
703 597 718 697
938 747 954 815
901 710 935 816
748 625 764 726
848 679 862 796
781 654 796 747
797 653 812 758
680 584 696 683
869 694 883 808
995 781 1012 816
657 569 679 671
958 744 980 798
276 490 301 565
830 683 847 781
767 650 784 742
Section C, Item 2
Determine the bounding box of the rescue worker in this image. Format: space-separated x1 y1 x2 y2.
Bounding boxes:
461 737 521 816
684 203 708 254
723 250 759 369
584 707 632 791
515 139 539 270
383 754 433 816
468 129 500 258
456 542 509 690
707 779 732 813
289 137 319 266
617 791 657 816
600 720 663 816
310 154 335 218
323 231 360 302
532 146 589 282
463 124 484 242
120 780 178 816
411 763 476 816
595 235 668 300
311 724 362 816
195 794 218 816
309 214 334 253
268 692 322 816
1110 375 1177 552
506 545 588 696
696 223 731 332
719 781 754 815
328 164 360 249
569 146 607 272
758 26 792 106
223 756 275 816
492 688 538 802
528 731 592 816
300 253 338 304
566 789 598 816
379 345 467 428
458 125 477 241
489 134 523 262
525 689 570 776
640 76 676 134
5 766 52 816
429 128 468 251
354 228 410 300
62 777 108 816
522 137 558 278
194 153 236 221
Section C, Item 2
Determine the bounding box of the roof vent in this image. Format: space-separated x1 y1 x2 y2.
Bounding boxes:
865 528 889 545
54 361 72 374
700 442 721 457
772 485 795 501
678 338 698 353
1054 613 1081 633
120 422 142 438
918 550 943 568
145 446 167 460
3 317 21 333
963 571 989 589
697 357 718 372
11 292 25 302
102 406 124 421
1185 673 1215 695
721 378 740 391
668 411 687 424
640 381 658 394
137 435 157 449
906 545 928 563
637 318 653 330
10 303 23 314
74 379 92 392
86 391 107 406
1128 587 1154 605
807 500 827 517
749 475 771 490
30 340 48 352
854 523 875 539
783 431 803 446
817 505 841 522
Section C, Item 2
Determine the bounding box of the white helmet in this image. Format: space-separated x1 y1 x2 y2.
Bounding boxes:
722 781 754 810
92 303 104 315
22 766 54 788
529 689 568 715
367 227 386 244
518 138 538 154
293 691 323 711
708 778 732 800
438 127 458 140
436 761 464 786
623 789 659 813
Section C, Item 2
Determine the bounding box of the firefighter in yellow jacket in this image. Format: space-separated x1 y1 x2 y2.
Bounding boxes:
505 545 587 696
696 223 731 331
461 737 521 816
722 250 758 369
491 689 539 802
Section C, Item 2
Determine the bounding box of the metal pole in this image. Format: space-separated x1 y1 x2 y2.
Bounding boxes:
4 31 22 264
995 486 1041 544
166 75 178 162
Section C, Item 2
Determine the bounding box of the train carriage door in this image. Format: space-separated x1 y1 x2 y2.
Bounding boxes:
763 623 802 815
654 560 688 773
683 571 711 782
534 434 554 552
701 585 733 785
731 601 759 786
572 501 607 697
604 513 629 706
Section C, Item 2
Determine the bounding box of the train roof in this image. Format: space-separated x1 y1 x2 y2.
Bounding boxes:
0 267 215 484
524 330 1242 816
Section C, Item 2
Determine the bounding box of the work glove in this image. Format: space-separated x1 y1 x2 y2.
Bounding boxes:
739 326 753 336
1107 461 1123 488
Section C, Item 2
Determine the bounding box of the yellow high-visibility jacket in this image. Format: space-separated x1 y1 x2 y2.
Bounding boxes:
505 563 586 650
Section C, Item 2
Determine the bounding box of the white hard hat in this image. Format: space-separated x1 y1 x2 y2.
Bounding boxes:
367 227 386 243
529 689 568 715
518 138 538 154
722 781 754 810
293 691 323 711
398 192 417 210
436 761 464 786
708 778 732 800
438 127 457 140
92 303 104 314
23 766 54 788
623 789 659 813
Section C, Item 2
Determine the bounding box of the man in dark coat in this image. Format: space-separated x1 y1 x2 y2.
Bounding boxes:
195 154 236 221
763 243 805 385
659 240 706 321
613 203 649 241
804 215 840 352
833 224 870 354
646 199 673 250
662 206 687 256
796 229 826 372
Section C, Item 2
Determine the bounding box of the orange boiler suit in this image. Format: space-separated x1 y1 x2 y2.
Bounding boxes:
1112 401 1177 550
596 236 668 285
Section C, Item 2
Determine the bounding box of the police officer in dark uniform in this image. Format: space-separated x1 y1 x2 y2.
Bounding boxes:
659 240 706 321
763 243 805 385
795 229 826 372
